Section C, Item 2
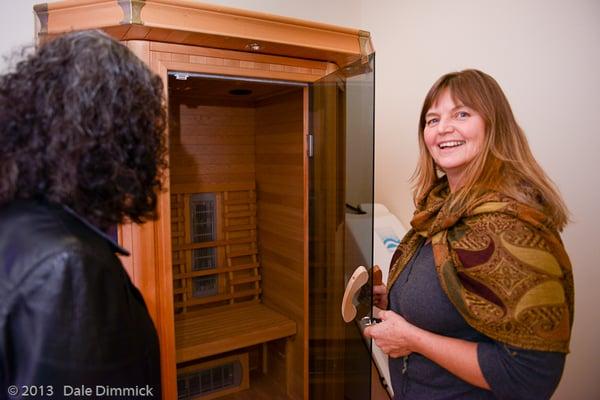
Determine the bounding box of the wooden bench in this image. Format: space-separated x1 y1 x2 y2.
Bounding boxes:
175 302 297 363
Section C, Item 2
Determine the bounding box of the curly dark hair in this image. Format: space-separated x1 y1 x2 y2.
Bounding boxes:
0 30 167 230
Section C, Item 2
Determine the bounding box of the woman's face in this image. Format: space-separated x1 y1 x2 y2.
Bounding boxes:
423 89 486 190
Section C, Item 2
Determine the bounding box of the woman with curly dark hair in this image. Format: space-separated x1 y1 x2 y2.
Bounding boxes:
0 30 166 398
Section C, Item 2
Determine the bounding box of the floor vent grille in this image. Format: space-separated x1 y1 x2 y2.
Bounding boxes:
177 353 249 399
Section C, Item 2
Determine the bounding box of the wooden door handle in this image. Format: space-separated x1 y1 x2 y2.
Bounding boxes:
341 265 384 323
341 266 369 323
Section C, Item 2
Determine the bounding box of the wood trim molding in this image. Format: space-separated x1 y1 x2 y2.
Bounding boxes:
146 42 330 82
34 0 373 68
151 52 178 400
302 85 310 399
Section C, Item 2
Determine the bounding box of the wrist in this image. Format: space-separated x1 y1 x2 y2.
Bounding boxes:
406 323 426 354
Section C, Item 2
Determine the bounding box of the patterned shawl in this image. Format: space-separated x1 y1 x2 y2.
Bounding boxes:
388 180 573 352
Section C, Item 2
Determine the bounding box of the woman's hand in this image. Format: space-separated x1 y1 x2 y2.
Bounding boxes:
373 284 388 310
363 310 418 358
366 310 491 389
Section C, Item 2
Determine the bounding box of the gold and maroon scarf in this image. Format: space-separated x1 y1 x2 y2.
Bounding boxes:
388 180 573 352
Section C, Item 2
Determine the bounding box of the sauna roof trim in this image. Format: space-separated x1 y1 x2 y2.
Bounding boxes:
34 0 374 68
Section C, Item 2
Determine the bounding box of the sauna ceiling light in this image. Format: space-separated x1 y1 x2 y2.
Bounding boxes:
229 89 253 96
245 42 262 52
173 72 189 80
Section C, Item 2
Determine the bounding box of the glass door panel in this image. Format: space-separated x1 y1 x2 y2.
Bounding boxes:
309 54 375 399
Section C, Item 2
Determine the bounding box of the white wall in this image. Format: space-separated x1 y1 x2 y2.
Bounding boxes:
0 0 39 71
1 1 598 398
189 0 362 27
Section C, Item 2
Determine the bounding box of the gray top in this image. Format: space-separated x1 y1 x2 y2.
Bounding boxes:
388 240 565 400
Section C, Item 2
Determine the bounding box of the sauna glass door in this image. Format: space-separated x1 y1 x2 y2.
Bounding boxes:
309 53 375 399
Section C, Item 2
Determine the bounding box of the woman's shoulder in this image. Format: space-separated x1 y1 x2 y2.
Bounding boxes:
0 200 78 250
0 200 116 290
455 194 570 270
469 177 565 232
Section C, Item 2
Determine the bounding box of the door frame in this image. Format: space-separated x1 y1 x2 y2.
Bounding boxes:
123 40 326 399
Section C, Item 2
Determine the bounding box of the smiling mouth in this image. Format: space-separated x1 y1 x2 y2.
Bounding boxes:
438 140 465 149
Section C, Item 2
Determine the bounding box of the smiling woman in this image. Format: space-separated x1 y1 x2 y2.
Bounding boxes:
365 69 573 400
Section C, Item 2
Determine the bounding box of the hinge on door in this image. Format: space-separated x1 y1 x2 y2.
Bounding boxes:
358 30 373 64
118 0 146 25
307 133 314 158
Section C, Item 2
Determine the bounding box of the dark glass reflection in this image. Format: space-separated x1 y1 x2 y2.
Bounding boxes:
309 53 375 400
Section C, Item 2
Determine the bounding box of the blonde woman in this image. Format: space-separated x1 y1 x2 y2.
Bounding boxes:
365 70 573 399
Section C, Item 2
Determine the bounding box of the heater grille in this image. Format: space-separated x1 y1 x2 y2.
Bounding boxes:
177 354 248 399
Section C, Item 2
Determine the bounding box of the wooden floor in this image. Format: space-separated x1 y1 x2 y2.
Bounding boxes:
202 363 391 400
216 370 290 400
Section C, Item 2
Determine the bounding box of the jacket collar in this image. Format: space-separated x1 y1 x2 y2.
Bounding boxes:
62 205 130 256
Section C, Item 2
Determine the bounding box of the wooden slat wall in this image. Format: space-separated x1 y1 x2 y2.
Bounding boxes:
150 47 328 83
169 98 262 314
169 101 256 186
255 90 305 399
170 187 261 314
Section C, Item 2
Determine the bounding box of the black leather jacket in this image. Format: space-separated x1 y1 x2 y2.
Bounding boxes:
0 201 161 399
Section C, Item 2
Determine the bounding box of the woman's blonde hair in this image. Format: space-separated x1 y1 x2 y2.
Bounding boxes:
412 69 569 230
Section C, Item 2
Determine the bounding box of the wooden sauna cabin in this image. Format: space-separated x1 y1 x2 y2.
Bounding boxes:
34 1 377 399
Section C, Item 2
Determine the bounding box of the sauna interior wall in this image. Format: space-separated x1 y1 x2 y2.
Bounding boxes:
255 90 305 398
168 85 305 398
